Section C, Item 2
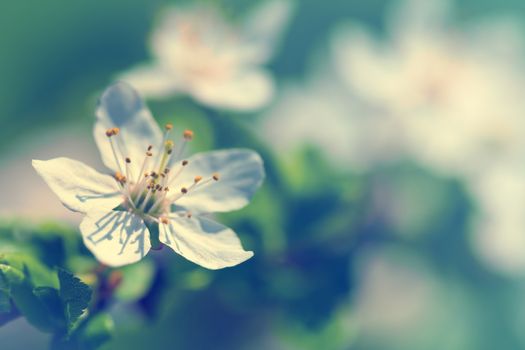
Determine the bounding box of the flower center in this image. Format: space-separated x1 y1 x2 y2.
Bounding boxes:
105 125 219 222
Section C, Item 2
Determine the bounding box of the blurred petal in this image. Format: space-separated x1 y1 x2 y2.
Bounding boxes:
32 158 122 213
172 149 265 212
94 82 163 176
80 210 151 267
191 69 273 111
242 0 294 63
119 65 180 99
159 215 253 269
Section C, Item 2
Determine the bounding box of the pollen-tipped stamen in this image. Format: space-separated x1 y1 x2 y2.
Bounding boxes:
170 130 194 168
106 128 125 175
156 140 175 178
125 157 134 185
148 187 170 214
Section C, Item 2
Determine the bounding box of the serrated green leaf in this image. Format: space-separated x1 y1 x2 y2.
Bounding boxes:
115 260 155 302
58 268 92 330
33 286 66 330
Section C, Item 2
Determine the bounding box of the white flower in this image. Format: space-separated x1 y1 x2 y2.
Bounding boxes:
32 82 264 268
332 0 525 176
120 0 293 111
260 65 405 172
468 162 525 276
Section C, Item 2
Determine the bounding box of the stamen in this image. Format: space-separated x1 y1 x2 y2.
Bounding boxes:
136 147 153 184
139 185 154 211
114 172 126 184
155 123 174 170
165 140 174 152
154 140 175 182
181 187 188 194
148 186 170 213
212 173 220 181
125 157 134 183
106 129 125 175
194 176 203 183
183 130 194 141
105 128 120 137
169 131 193 168
165 159 189 188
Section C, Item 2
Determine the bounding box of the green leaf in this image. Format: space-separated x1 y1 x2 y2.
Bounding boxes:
58 268 92 330
3 265 56 332
79 312 115 350
51 312 115 350
33 286 66 330
0 253 58 288
115 260 155 302
0 289 10 313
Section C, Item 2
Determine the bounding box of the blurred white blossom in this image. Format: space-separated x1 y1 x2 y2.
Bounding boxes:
260 65 405 172
332 0 525 177
468 162 525 276
330 0 525 277
120 0 293 111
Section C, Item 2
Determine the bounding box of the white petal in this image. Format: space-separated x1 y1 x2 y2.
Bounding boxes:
159 215 253 269
190 69 274 111
119 65 180 99
94 82 163 176
32 158 122 214
172 149 265 212
242 0 294 63
80 209 151 267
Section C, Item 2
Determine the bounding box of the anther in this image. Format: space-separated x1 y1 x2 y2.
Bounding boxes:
112 128 120 136
187 212 192 218
181 187 188 194
194 176 203 183
114 172 126 183
165 140 174 150
182 160 189 166
165 123 173 131
147 145 153 151
125 157 131 163
164 168 170 174
183 130 194 141
212 173 220 181
160 217 169 224
105 129 113 137
146 151 153 157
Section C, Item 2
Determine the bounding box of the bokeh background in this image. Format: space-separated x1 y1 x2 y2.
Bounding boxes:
2 0 525 349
